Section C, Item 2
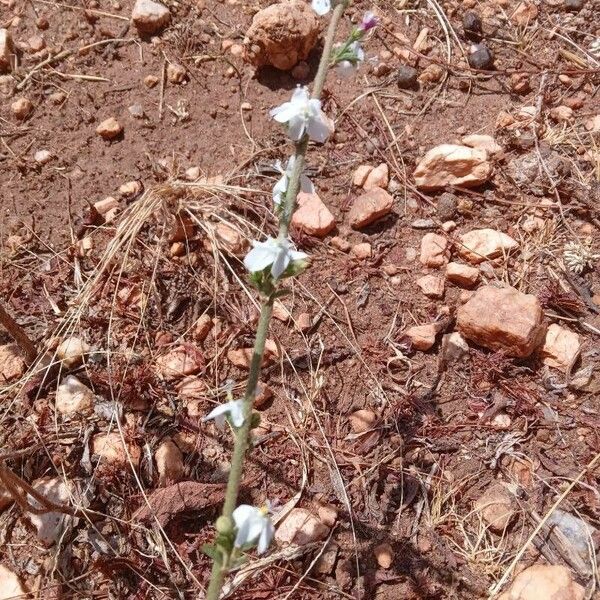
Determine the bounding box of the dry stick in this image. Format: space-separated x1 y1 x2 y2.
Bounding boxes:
204 4 347 599
0 300 38 363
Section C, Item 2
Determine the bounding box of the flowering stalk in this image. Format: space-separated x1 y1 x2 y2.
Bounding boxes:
204 3 348 599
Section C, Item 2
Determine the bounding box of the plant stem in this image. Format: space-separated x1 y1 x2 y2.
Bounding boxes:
205 3 347 598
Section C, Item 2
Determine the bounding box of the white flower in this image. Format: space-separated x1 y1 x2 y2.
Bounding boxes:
336 41 365 77
273 156 315 207
243 237 308 280
269 87 331 143
203 399 245 429
233 504 275 554
311 0 331 15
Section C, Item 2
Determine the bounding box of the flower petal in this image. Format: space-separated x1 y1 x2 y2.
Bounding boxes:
306 116 331 143
270 102 298 123
257 519 275 554
228 400 246 428
243 243 277 273
299 174 314 195
270 247 290 279
287 115 306 141
290 86 309 104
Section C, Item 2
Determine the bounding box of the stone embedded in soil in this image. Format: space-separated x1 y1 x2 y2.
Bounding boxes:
119 180 143 198
275 508 330 546
27 477 77 546
0 343 26 381
96 117 122 140
193 314 213 341
363 163 389 191
457 285 545 357
540 324 580 372
272 299 290 322
92 432 141 467
132 0 171 34
461 134 503 157
396 65 418 89
166 62 186 84
374 543 393 569
416 274 445 298
34 149 52 164
550 105 573 122
413 144 493 191
56 336 90 368
291 191 335 238
227 339 278 369
404 324 438 351
349 409 377 433
254 382 273 409
176 376 206 400
349 188 394 229
155 438 184 486
352 165 373 187
510 1 539 25
0 564 27 599
11 97 33 120
468 44 494 70
211 222 249 256
242 0 320 71
458 228 519 264
419 233 449 268
462 11 483 40
0 29 13 73
446 262 479 287
296 312 312 332
442 331 469 363
316 503 338 527
418 63 445 84
156 346 203 380
350 242 372 260
497 564 584 600
584 115 600 132
55 375 94 415
474 483 515 532
436 192 457 221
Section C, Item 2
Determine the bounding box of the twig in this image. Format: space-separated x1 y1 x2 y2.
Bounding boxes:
0 300 38 363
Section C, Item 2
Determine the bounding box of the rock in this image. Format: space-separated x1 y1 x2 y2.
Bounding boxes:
92 432 141 467
0 75 14 98
374 543 393 569
353 165 373 187
414 144 492 190
156 346 203 380
144 74 159 88
0 343 25 381
436 192 457 221
550 105 573 122
132 0 171 34
212 223 248 256
11 97 33 120
291 61 310 80
34 149 52 164
584 115 600 132
193 314 213 341
176 376 205 400
94 196 118 215
28 35 45 52
419 233 449 268
254 383 273 409
418 63 445 84
272 300 290 322
350 242 372 260
396 64 418 88
404 324 438 351
458 229 518 264
243 0 320 71
297 312 311 332
291 191 335 237
511 72 531 94
446 262 479 287
468 44 494 70
348 188 394 229
510 1 539 25
492 413 511 429
166 62 186 84
155 438 184 486
128 103 144 119
96 117 122 140
330 236 351 252
56 337 90 368
442 332 469 363
317 503 338 527
227 340 278 369
416 274 445 298
0 564 27 599
462 11 482 40
540 324 580 372
474 483 515 532
27 477 77 546
564 0 584 10
497 565 584 600
119 180 143 198
0 29 13 73
457 285 545 357
545 510 597 561
315 542 339 574
363 163 389 191
55 376 94 415
275 508 329 546
461 134 503 157
349 409 377 433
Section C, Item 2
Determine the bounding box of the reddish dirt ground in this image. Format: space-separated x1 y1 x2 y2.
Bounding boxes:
0 0 599 598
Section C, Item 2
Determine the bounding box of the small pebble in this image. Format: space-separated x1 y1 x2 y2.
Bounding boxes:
468 44 494 70
11 97 33 119
396 65 418 89
462 11 482 40
34 149 52 164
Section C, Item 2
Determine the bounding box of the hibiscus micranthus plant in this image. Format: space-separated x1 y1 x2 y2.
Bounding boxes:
204 3 377 598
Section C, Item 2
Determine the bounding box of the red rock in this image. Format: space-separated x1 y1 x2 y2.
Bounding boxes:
457 285 545 357
291 192 335 237
349 409 377 433
275 508 329 546
155 438 184 486
446 262 479 287
352 164 373 187
416 274 445 298
497 565 584 600
349 188 394 229
0 564 27 598
0 29 14 73
132 0 171 34
540 324 580 372
92 433 141 467
510 1 539 25
96 117 122 140
374 543 393 569
458 229 518 264
474 483 515 532
419 233 449 268
350 242 372 260
363 163 389 191
0 344 25 381
414 144 492 190
156 346 203 380
404 324 438 351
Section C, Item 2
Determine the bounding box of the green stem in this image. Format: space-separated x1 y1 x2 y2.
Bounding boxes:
205 3 347 599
